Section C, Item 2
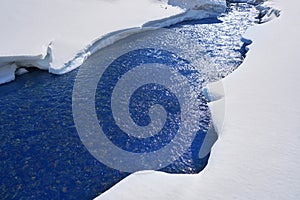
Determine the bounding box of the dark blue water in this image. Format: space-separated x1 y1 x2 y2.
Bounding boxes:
0 3 259 200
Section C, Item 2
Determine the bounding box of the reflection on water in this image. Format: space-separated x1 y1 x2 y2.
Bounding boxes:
0 3 258 199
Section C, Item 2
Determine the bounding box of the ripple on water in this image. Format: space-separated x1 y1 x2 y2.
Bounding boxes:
0 3 261 199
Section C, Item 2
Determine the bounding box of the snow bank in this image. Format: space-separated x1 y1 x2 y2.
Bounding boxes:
95 1 300 199
0 0 226 85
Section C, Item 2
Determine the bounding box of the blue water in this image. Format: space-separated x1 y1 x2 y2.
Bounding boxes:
0 3 259 200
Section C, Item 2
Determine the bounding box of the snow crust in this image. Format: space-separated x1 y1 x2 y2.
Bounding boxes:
95 1 300 199
0 0 226 85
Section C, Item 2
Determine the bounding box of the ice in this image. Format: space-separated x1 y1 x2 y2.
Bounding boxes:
95 1 300 199
0 0 226 85
0 0 182 84
143 8 224 28
15 68 29 76
0 63 17 84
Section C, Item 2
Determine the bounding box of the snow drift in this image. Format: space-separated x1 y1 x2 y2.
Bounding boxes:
0 0 226 85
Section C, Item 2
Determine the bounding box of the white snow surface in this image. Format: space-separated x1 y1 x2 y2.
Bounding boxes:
96 1 300 199
168 0 225 11
0 0 226 85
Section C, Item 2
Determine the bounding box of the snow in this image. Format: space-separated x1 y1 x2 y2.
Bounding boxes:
95 1 300 199
0 0 226 85
2 0 299 198
0 0 181 84
168 0 226 11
